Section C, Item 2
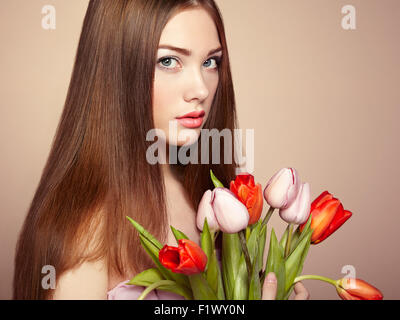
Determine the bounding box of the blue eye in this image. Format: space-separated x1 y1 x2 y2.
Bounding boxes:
157 55 221 71
204 57 221 69
158 57 179 69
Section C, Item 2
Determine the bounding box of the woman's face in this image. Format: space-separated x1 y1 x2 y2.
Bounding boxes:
153 8 222 147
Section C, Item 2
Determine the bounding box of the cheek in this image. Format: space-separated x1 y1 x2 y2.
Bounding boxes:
204 73 219 109
153 73 178 128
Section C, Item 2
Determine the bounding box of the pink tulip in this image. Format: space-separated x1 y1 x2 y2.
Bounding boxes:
279 183 311 225
263 168 301 209
196 190 220 232
211 188 249 233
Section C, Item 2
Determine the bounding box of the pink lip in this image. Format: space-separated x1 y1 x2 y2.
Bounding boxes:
176 110 205 119
177 116 204 128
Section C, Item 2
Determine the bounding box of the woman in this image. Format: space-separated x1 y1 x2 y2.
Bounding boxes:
13 0 309 300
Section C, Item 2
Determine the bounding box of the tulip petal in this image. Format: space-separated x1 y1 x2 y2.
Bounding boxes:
229 180 238 195
338 278 383 300
234 172 255 187
279 183 311 225
176 249 199 274
314 205 352 244
159 245 181 270
263 168 289 208
337 287 361 300
196 190 219 232
310 191 333 212
238 184 251 203
180 239 208 273
264 168 301 209
159 240 207 275
212 188 249 233
231 174 263 225
246 184 263 225
309 199 341 242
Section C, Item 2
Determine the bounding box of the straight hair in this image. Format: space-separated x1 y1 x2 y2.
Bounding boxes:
13 0 239 299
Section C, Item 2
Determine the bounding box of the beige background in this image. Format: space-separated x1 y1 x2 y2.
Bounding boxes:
1 0 399 299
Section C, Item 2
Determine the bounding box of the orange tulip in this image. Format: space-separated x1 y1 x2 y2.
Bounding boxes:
336 278 383 300
300 191 352 244
230 173 263 225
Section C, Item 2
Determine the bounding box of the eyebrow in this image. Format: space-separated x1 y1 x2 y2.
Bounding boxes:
158 45 222 56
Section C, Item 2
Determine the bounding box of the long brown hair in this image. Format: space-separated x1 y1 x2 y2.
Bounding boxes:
13 0 239 299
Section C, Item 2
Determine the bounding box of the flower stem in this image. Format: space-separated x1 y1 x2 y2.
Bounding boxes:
284 223 294 258
293 275 338 287
262 206 275 227
214 230 220 242
238 230 252 285
137 280 176 300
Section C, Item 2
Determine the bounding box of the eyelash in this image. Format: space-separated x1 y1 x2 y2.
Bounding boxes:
157 55 222 71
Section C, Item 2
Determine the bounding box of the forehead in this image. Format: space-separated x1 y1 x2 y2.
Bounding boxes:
159 8 220 52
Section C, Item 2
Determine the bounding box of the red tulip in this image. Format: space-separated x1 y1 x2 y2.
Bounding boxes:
336 278 383 300
159 239 207 275
299 191 352 244
230 173 263 225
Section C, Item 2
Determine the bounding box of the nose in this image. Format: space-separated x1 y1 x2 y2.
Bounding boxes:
183 68 210 103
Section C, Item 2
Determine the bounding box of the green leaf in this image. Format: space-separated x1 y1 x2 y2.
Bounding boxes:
264 228 286 300
290 214 312 253
153 282 194 300
128 269 193 300
221 232 241 299
127 268 164 286
201 218 213 262
288 227 301 255
138 235 170 280
284 228 312 293
216 263 225 300
280 215 312 258
206 253 218 292
126 216 162 249
247 221 261 264
257 225 267 273
171 226 189 243
279 224 290 251
283 228 312 300
248 241 261 300
200 219 225 299
232 253 249 300
246 226 251 241
210 169 225 188
290 228 312 297
188 273 218 300
201 219 216 290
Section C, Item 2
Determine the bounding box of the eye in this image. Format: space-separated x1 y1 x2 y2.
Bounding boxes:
203 56 221 69
157 57 180 70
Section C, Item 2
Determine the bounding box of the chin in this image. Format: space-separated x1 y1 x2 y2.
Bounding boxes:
169 129 200 147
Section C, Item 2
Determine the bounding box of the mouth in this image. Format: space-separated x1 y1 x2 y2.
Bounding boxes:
176 110 205 128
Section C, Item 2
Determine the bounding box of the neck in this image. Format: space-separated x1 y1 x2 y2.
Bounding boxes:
160 144 182 186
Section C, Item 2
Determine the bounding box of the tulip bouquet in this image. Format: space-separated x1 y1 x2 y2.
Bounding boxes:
126 168 383 300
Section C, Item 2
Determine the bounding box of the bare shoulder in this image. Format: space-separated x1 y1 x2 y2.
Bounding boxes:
52 206 109 300
52 258 108 300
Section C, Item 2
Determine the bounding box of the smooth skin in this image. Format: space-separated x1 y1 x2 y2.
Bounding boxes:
153 8 220 147
262 272 310 300
53 8 310 300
